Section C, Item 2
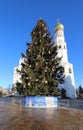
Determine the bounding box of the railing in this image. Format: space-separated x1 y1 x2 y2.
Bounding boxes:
8 97 83 110
58 99 83 109
58 99 69 107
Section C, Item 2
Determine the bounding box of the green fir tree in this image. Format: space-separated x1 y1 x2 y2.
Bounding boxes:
16 18 64 96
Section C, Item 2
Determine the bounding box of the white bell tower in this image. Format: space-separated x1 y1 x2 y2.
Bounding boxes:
54 21 76 98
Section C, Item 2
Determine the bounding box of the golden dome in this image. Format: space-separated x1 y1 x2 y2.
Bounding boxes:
54 23 64 32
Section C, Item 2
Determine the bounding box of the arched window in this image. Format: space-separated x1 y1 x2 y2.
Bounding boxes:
69 68 72 73
59 45 61 49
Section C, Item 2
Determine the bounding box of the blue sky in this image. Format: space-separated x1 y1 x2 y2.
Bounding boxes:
0 0 83 88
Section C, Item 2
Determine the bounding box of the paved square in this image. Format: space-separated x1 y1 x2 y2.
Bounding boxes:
0 100 83 130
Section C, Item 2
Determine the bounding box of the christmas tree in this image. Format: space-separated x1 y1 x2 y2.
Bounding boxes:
16 18 64 96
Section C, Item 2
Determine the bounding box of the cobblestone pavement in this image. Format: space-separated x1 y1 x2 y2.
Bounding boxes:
0 100 83 130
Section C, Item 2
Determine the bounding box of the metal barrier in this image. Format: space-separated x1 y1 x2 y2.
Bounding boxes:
58 99 83 109
58 99 69 107
11 97 83 110
69 99 83 109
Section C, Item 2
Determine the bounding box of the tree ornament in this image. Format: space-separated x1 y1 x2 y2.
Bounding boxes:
28 49 31 52
48 51 51 54
37 54 41 59
33 31 35 34
28 82 30 86
45 80 48 84
35 42 37 45
43 33 46 37
44 26 47 30
29 65 31 68
23 85 25 88
39 31 41 34
50 73 52 76
39 39 41 42
45 43 49 47
45 69 47 72
52 68 55 72
35 79 39 81
42 58 45 61
33 58 35 61
35 62 39 67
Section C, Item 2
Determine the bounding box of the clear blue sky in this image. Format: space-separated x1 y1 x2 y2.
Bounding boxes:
0 0 83 88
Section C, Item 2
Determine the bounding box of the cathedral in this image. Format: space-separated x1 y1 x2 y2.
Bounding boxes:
13 21 76 99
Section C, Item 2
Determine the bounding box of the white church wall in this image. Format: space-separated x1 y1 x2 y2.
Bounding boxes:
54 22 76 99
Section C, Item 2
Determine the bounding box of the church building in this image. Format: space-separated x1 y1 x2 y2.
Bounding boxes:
54 21 76 98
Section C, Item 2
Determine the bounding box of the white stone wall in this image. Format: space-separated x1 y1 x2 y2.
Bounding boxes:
54 23 76 99
13 59 23 85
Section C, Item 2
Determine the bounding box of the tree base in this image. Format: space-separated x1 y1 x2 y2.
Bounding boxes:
25 96 58 108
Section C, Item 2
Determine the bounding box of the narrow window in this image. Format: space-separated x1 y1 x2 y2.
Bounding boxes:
59 45 61 49
69 68 72 73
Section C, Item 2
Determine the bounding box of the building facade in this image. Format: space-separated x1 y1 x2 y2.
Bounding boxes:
13 58 23 86
54 22 76 98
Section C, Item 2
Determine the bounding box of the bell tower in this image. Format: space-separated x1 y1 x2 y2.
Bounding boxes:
54 22 68 62
54 21 76 98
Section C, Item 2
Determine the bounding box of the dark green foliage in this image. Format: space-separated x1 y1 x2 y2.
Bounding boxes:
61 88 66 98
16 19 64 96
79 85 83 94
16 82 24 95
76 85 83 98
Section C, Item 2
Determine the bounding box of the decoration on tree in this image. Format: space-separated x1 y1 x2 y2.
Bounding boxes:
39 39 41 42
39 31 41 34
48 50 51 54
45 69 47 72
35 79 39 82
28 82 30 86
28 49 31 52
29 65 31 68
45 43 49 47
45 80 48 84
44 27 47 30
37 54 41 59
34 42 37 45
33 31 35 34
43 33 46 37
52 68 55 72
35 62 39 67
